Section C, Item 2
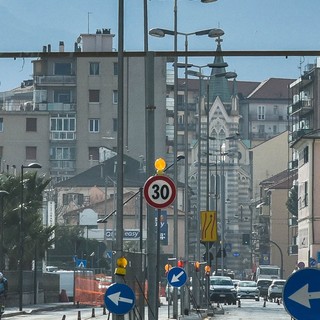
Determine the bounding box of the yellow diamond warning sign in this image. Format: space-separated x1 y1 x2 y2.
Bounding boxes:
200 211 217 242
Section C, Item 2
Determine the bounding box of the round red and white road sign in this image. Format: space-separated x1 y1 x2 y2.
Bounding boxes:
143 175 176 209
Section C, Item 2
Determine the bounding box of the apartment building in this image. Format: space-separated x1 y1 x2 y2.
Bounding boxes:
0 29 167 184
289 60 320 267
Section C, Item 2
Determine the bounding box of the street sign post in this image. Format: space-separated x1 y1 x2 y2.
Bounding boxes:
283 268 320 320
143 175 176 209
104 283 135 315
167 267 188 288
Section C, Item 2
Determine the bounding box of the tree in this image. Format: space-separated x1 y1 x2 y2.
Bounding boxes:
0 171 55 270
47 226 109 270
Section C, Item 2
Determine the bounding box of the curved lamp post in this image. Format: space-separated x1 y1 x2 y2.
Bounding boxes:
19 163 42 311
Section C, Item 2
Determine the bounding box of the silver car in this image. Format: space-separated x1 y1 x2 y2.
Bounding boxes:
236 280 260 301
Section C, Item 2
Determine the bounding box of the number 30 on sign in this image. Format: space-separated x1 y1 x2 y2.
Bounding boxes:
143 175 176 209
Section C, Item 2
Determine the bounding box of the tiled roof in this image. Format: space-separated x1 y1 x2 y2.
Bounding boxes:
247 78 295 100
54 154 146 188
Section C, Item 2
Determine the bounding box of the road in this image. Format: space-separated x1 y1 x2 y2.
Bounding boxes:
7 298 293 320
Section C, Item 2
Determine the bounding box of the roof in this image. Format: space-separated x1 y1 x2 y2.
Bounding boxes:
54 154 146 188
260 169 297 190
247 78 294 100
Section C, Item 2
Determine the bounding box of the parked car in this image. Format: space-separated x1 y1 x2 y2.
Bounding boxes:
209 276 237 305
236 280 260 301
268 279 286 301
257 278 273 298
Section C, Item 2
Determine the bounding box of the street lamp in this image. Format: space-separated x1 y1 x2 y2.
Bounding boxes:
0 190 9 271
19 162 42 311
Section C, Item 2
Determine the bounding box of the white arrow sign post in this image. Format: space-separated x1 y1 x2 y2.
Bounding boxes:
107 291 134 306
288 283 320 308
283 268 320 320
167 267 187 288
104 283 135 315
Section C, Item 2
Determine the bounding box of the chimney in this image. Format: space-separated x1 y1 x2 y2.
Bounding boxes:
48 44 51 52
59 41 65 52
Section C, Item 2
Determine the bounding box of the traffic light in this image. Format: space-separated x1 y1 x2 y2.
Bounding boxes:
177 260 184 268
242 234 250 245
204 265 211 276
194 261 200 272
115 256 128 276
164 264 172 274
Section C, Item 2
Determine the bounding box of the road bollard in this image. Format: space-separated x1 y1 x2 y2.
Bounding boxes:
91 307 95 317
103 306 106 315
61 316 66 320
263 298 266 307
77 310 81 320
237 300 241 308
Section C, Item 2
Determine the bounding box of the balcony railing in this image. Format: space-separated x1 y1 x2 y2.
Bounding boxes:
35 75 76 86
34 102 76 111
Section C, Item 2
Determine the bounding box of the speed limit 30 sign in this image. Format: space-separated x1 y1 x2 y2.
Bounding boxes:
143 175 176 209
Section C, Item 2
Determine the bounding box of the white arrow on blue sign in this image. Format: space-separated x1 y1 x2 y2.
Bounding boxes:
283 268 320 320
76 258 87 268
167 267 187 288
104 283 135 315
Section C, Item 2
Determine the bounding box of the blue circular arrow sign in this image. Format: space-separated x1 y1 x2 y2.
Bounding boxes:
283 268 320 320
167 267 187 288
104 283 135 315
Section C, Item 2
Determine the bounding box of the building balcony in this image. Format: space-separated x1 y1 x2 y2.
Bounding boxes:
288 99 313 116
34 75 76 86
289 128 313 142
34 102 76 111
50 131 76 141
288 159 298 170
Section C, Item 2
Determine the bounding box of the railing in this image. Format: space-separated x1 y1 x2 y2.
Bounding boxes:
35 75 76 85
50 132 76 140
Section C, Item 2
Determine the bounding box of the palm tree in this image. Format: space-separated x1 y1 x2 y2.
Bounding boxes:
0 171 55 270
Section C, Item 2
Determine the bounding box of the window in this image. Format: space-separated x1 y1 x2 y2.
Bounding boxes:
89 90 100 103
26 146 37 160
89 147 99 160
113 118 118 132
63 193 84 206
0 118 3 132
50 116 75 131
303 146 309 163
258 105 265 120
304 181 308 207
89 119 100 133
113 90 118 104
113 62 118 75
50 147 76 160
54 90 71 103
26 118 37 132
89 62 100 75
54 63 72 75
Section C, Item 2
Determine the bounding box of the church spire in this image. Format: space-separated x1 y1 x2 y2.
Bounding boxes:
208 37 232 105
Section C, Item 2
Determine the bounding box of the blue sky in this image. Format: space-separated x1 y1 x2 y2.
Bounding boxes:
1 0 320 90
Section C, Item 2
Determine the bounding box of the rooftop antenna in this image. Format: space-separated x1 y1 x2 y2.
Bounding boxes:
87 12 92 34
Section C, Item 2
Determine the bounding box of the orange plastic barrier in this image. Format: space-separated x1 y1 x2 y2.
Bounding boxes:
74 272 112 306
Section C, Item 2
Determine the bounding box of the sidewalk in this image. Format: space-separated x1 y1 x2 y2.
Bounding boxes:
2 302 75 318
